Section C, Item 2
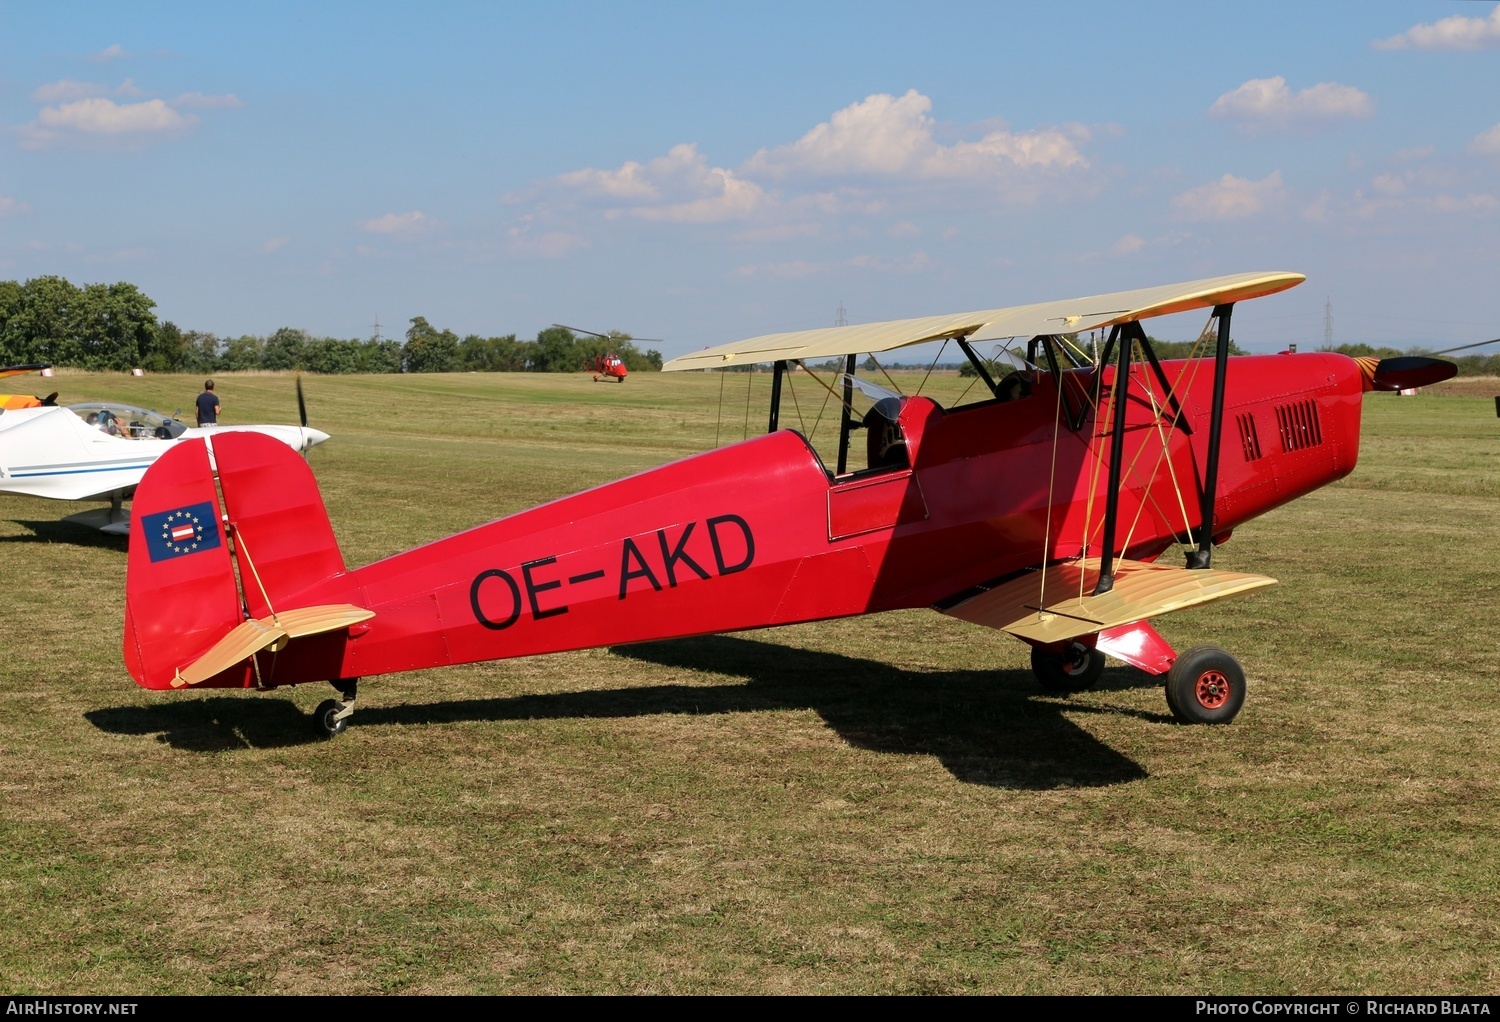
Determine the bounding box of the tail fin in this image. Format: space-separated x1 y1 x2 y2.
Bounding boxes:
124 439 243 690
124 432 355 690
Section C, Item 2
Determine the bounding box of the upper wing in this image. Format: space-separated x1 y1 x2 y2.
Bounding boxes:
662 271 1304 372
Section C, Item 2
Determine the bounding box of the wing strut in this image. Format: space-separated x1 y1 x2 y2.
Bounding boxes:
835 353 856 474
1186 303 1234 569
768 359 786 432
956 338 999 397
1094 323 1133 595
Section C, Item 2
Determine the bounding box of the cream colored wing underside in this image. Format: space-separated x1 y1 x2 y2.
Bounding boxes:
662 271 1304 372
940 558 1276 645
170 604 375 688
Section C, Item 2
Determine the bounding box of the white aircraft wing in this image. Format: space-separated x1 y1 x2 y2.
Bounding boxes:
662 271 1304 372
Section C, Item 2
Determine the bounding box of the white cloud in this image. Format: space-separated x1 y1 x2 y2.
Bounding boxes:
1171 171 1286 221
87 44 130 63
1209 77 1373 131
887 221 920 238
0 196 32 217
528 91 1093 241
556 142 767 224
1374 4 1500 51
19 97 196 149
30 80 107 103
744 89 1088 181
360 211 439 237
1469 124 1500 156
1355 192 1500 219
1112 234 1145 256
262 236 291 253
19 77 241 150
174 92 244 110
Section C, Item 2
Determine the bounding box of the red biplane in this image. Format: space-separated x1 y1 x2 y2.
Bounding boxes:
121 272 1454 737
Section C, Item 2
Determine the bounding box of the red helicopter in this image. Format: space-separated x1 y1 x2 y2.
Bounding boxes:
121 272 1455 737
589 352 627 383
553 324 646 382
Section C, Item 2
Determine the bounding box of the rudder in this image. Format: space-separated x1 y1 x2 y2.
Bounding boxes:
211 430 349 617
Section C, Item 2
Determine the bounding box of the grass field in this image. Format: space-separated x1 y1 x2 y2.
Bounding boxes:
1 369 1496 994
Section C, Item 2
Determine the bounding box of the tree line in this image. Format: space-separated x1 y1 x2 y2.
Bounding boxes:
4 275 1496 377
0 276 663 375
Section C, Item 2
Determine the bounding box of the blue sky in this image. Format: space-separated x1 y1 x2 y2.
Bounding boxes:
2 1 1498 356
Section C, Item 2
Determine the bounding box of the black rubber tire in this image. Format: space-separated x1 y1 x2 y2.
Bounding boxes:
313 698 348 738
1030 644 1106 694
1165 646 1246 724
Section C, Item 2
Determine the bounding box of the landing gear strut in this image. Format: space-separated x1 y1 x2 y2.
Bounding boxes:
313 678 359 738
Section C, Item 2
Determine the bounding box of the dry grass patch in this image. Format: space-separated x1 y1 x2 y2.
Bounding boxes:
0 371 1496 993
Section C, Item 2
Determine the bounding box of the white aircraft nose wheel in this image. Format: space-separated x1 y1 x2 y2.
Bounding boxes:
313 700 347 738
313 678 359 738
1165 647 1245 724
1031 644 1105 694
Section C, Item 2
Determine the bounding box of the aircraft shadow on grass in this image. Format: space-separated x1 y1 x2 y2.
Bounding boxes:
1 519 127 551
87 634 1160 789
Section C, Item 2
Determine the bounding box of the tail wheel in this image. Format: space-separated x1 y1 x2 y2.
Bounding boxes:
1165 646 1246 724
1031 643 1105 694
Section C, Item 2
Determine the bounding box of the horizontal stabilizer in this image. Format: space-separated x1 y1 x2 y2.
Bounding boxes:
940 558 1275 644
171 618 286 688
170 603 374 688
274 604 374 639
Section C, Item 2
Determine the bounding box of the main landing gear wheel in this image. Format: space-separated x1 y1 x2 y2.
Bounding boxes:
1165 647 1245 725
312 678 359 738
1031 643 1106 694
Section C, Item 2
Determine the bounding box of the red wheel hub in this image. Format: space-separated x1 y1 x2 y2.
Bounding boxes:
1195 670 1231 709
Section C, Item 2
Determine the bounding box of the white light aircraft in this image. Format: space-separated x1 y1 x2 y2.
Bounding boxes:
0 369 329 534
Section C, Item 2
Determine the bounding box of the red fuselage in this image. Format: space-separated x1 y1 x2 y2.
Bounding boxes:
207 354 1356 689
126 353 1363 690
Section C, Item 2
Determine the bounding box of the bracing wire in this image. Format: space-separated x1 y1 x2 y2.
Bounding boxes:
742 367 753 440
714 368 726 448
916 338 949 397
1037 343 1069 617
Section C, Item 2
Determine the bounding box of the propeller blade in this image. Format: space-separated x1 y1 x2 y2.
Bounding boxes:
1355 355 1459 392
295 372 311 457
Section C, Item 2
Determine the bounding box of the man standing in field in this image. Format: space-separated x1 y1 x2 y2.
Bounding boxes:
195 380 220 426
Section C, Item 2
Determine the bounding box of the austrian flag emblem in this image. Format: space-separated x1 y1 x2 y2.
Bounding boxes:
142 501 223 562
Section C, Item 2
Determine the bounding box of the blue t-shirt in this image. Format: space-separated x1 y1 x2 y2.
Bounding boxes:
195 391 219 425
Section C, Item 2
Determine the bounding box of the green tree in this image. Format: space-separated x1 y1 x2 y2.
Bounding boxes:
0 280 25 364
530 325 580 373
262 327 309 370
178 331 221 374
75 281 158 370
404 316 462 373
221 335 264 371
8 276 83 365
356 338 405 373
